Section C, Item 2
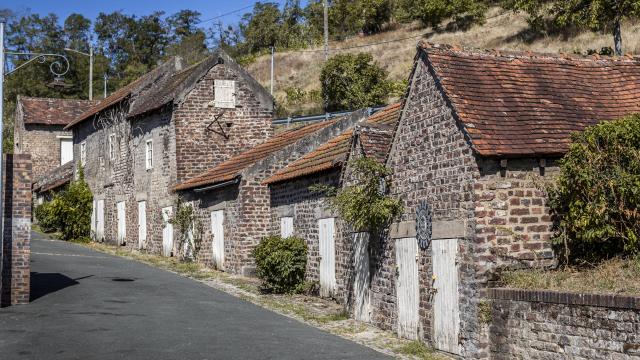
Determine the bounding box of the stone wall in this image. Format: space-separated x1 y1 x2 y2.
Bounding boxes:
1 154 32 306
15 122 70 181
488 288 640 359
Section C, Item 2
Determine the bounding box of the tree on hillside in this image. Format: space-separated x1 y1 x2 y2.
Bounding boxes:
320 53 390 111
503 0 640 55
305 0 394 40
402 0 488 30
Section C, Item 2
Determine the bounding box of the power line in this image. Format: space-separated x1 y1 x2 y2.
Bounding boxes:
196 4 256 25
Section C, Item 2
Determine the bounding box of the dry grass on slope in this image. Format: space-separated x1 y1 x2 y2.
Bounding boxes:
246 7 640 116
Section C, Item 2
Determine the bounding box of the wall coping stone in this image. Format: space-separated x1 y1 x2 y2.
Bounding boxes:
488 288 640 310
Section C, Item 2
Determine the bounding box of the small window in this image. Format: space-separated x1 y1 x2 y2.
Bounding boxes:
80 141 87 166
109 134 116 160
145 139 153 170
214 80 236 108
60 138 73 165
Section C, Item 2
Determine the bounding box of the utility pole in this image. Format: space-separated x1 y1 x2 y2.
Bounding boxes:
89 45 93 100
270 46 274 95
0 21 5 233
103 73 108 99
323 0 329 61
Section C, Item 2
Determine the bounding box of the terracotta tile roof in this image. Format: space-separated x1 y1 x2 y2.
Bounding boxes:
420 42 640 157
357 123 395 164
19 97 97 126
173 120 337 191
65 57 182 129
263 103 401 184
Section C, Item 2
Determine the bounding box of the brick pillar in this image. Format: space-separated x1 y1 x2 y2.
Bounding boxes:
1 154 32 306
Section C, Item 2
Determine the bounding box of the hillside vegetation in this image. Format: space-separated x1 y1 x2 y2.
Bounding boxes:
246 7 640 117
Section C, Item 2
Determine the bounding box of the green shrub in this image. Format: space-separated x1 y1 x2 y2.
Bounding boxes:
253 235 308 293
548 114 640 263
34 169 93 242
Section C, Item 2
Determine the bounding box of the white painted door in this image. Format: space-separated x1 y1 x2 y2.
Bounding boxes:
116 201 126 245
60 138 73 165
162 207 174 257
352 232 371 322
211 210 225 270
318 218 336 298
395 237 420 340
91 200 96 240
137 201 147 250
432 238 460 355
96 200 104 242
280 217 293 238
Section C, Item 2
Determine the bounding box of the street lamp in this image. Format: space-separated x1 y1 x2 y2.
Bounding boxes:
64 45 93 101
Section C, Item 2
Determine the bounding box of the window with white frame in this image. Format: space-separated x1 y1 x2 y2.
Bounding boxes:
145 139 153 170
80 141 87 166
59 137 73 165
214 80 236 108
109 134 116 160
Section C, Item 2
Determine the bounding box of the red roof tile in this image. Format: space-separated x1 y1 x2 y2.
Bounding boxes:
20 97 97 126
357 123 395 164
263 103 401 184
173 120 337 191
421 42 640 157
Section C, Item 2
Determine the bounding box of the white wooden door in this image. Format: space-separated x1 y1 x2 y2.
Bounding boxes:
280 217 293 238
395 237 420 340
116 201 126 245
90 200 96 240
137 201 147 250
162 207 173 257
352 232 371 322
318 218 336 298
211 210 225 270
60 138 73 165
96 200 104 242
432 238 460 355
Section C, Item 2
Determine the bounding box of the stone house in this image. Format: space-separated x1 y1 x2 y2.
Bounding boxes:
32 161 74 205
173 109 368 276
371 42 640 357
64 51 274 251
14 96 96 181
262 103 400 315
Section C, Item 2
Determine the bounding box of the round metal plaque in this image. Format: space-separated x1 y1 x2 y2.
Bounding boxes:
416 201 432 250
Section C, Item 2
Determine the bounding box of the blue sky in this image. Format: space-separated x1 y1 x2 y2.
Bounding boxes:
5 1 306 28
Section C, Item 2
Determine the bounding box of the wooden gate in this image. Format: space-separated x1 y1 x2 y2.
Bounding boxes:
162 206 173 257
318 218 336 298
96 200 104 242
280 217 293 238
395 237 419 340
211 210 225 270
116 201 126 245
432 238 460 354
137 201 147 249
352 232 371 322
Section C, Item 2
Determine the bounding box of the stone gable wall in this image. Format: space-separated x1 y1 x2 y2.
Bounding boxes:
174 64 274 183
15 121 70 181
488 288 640 359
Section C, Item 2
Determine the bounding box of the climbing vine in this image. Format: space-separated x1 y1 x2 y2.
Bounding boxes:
311 157 402 233
170 197 204 261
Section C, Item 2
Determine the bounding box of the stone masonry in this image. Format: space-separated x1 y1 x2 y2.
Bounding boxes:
1 154 32 306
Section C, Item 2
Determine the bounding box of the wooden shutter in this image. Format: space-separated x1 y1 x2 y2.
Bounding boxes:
214 80 236 108
280 217 294 238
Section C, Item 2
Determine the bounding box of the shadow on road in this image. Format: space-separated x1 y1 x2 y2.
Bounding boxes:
30 272 84 302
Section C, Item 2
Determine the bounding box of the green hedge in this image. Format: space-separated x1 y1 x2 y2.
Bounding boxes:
549 114 640 262
252 235 308 293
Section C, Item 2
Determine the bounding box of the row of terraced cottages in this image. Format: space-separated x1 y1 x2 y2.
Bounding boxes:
22 43 640 358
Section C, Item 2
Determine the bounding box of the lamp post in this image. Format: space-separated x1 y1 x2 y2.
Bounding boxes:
64 45 93 100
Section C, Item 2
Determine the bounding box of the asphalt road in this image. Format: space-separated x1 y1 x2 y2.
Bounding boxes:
0 232 390 360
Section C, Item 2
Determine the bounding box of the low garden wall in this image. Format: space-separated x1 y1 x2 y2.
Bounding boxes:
488 288 640 359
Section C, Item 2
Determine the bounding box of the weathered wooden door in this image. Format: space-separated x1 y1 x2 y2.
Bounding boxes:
395 237 420 340
96 200 104 242
211 210 225 270
318 218 336 298
280 216 293 238
59 138 73 165
91 200 96 240
137 201 147 250
352 232 371 322
116 201 126 245
162 206 173 257
432 238 460 355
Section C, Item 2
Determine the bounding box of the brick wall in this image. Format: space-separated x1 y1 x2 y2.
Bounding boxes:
174 63 273 183
1 154 32 306
15 122 70 181
488 288 640 359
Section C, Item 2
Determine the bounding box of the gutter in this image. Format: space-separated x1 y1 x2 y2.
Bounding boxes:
191 176 241 193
